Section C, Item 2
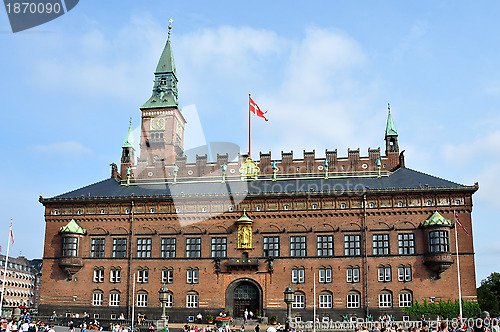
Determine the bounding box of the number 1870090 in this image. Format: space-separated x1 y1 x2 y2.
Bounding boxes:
6 2 61 14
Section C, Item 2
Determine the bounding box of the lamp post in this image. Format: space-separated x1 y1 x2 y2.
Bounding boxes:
284 286 294 332
158 284 169 324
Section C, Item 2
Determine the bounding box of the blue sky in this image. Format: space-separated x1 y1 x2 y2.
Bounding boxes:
0 1 499 287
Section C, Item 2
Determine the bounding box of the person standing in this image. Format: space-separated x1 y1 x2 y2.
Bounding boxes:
244 310 248 324
20 321 29 332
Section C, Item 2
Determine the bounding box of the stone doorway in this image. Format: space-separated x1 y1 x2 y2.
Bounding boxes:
225 278 263 318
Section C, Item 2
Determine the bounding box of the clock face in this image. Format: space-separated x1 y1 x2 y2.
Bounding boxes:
150 117 165 131
176 121 183 136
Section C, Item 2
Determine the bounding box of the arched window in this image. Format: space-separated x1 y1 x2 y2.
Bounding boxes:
292 291 305 309
92 290 103 306
166 291 173 308
347 291 360 308
93 267 104 283
137 267 149 284
137 291 148 307
110 267 121 283
186 291 198 308
319 291 332 308
291 267 305 284
162 267 174 284
379 290 393 308
399 290 413 307
377 265 391 282
109 290 120 307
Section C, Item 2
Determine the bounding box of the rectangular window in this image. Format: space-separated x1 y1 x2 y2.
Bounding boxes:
319 293 332 308
90 238 105 258
137 293 148 307
162 269 173 284
109 293 120 306
344 234 361 256
185 238 201 258
92 292 103 306
399 292 413 307
319 268 332 283
347 267 360 283
429 230 450 253
347 293 360 308
317 235 334 257
398 233 415 255
186 294 198 308
291 269 305 284
161 238 176 258
292 294 305 309
379 292 393 308
378 267 391 282
290 236 307 257
373 234 390 255
263 236 280 257
211 237 227 258
93 269 104 283
137 269 148 283
187 269 199 284
112 238 127 258
110 269 121 283
62 237 78 257
398 266 412 282
136 238 152 258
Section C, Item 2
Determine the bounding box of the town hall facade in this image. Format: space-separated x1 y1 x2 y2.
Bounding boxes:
38 26 478 323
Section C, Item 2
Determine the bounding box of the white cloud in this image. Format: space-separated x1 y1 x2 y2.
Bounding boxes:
31 141 92 157
177 25 284 76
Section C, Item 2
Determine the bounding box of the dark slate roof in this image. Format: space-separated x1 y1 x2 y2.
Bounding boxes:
43 168 477 202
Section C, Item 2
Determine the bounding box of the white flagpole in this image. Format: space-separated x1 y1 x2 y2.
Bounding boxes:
313 272 316 332
0 220 13 318
454 211 463 320
132 272 136 330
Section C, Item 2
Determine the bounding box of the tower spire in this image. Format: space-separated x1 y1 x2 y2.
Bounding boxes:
141 19 179 109
384 103 399 156
385 103 398 137
123 117 134 148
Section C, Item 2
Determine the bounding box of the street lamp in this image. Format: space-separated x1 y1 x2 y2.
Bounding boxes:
283 286 294 332
158 284 169 322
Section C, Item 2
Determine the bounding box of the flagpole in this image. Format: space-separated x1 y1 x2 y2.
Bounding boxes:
454 211 463 320
248 93 251 158
313 272 316 332
0 220 13 317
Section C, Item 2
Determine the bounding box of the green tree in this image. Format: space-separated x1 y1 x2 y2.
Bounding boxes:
477 272 500 316
403 299 480 319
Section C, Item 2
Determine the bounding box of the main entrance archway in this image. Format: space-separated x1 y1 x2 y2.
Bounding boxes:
225 278 263 318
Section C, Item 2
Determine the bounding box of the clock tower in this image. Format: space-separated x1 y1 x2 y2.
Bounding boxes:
138 22 186 168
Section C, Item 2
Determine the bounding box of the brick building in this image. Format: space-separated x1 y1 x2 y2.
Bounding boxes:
38 27 478 322
0 255 39 315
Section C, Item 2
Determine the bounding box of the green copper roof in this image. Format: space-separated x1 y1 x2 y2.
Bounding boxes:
155 31 176 76
420 212 452 227
237 210 253 223
59 219 86 235
141 29 179 110
385 111 398 137
123 118 134 148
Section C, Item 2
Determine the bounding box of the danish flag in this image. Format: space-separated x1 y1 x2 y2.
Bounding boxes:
454 212 470 236
249 96 268 121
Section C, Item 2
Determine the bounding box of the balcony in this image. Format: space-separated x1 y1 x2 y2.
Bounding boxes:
226 258 259 271
423 252 453 278
59 257 84 278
